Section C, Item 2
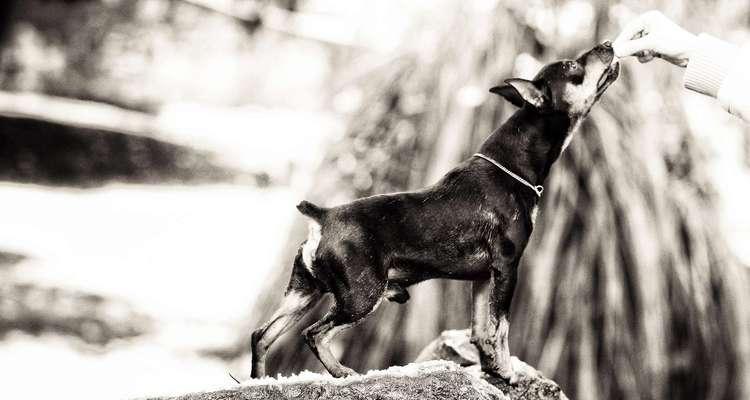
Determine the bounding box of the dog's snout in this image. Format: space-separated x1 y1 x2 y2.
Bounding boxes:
591 43 615 64
577 43 615 67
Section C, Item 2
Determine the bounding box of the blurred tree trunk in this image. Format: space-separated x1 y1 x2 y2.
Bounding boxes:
242 2 750 400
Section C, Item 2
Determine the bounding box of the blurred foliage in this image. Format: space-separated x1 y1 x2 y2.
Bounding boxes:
244 1 750 400
0 116 239 187
0 0 327 111
0 251 26 268
0 282 151 346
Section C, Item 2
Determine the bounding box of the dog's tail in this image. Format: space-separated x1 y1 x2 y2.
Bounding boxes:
296 200 327 222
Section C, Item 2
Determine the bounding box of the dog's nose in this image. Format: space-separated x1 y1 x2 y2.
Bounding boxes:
601 40 612 48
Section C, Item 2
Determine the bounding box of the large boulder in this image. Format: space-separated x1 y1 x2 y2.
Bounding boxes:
146 330 566 400
148 359 565 400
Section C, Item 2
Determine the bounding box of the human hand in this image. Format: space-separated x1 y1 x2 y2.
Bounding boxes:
612 10 698 67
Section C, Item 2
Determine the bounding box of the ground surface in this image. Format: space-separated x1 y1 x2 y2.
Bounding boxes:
147 361 568 400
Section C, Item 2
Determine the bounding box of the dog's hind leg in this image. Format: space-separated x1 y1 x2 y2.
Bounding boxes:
302 268 386 377
251 253 322 378
302 287 387 378
251 290 320 378
302 310 358 378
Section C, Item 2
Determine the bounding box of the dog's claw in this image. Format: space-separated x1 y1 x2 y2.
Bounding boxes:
507 371 519 385
482 365 517 384
385 282 410 304
331 366 358 378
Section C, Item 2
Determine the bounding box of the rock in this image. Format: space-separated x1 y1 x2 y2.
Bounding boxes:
145 331 567 400
148 361 508 400
147 361 565 400
416 329 567 400
415 329 479 366
147 360 567 400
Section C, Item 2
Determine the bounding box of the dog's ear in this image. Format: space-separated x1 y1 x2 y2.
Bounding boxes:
489 79 548 109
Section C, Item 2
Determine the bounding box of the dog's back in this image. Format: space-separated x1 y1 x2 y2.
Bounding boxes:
295 159 534 288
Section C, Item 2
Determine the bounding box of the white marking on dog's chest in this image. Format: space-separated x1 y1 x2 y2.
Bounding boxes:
530 206 539 226
302 221 322 273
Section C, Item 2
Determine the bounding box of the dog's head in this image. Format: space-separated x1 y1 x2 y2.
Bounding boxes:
491 42 619 117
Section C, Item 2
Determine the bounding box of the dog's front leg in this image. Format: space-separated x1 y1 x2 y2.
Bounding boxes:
471 261 519 383
470 278 491 363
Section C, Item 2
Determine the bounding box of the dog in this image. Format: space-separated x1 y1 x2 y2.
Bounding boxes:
251 42 619 381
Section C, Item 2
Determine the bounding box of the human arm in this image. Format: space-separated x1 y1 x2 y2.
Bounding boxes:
613 10 750 122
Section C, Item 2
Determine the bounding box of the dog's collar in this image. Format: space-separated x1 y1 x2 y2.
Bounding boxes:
473 153 544 197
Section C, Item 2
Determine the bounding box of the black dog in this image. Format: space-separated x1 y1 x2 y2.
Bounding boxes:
251 42 619 381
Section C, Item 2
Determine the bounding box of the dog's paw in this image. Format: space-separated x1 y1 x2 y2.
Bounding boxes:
510 356 541 380
482 365 517 384
250 360 267 379
506 370 520 385
330 366 358 378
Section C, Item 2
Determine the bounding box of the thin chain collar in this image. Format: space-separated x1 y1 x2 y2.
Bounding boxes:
473 153 544 197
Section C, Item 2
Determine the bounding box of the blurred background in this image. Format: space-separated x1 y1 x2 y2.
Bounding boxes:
1 0 749 399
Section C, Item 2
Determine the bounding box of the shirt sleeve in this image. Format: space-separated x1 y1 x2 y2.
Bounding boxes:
683 33 750 122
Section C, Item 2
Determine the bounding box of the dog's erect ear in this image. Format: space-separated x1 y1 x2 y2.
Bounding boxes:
489 79 548 109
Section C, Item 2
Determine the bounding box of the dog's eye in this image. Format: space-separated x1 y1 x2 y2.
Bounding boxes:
567 62 584 85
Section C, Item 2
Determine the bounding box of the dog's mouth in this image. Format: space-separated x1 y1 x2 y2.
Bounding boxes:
595 60 620 95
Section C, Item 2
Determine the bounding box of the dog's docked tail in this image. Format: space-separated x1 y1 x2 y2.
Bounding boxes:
297 200 327 222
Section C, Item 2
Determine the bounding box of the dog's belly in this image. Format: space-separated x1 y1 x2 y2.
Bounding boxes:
387 247 492 284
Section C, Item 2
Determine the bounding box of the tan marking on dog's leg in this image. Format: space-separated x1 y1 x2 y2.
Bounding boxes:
471 279 490 346
303 295 385 378
490 268 518 382
303 312 357 378
251 290 320 378
472 279 501 374
473 269 518 382
494 315 514 381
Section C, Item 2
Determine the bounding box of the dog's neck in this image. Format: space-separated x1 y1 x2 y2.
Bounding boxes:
478 106 576 188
